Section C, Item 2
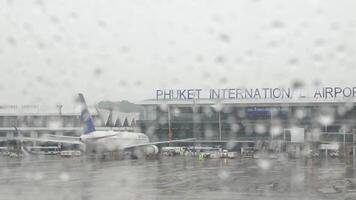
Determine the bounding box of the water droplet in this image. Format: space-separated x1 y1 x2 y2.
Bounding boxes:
119 80 127 86
69 12 78 19
330 22 340 31
219 33 230 43
230 123 240 133
294 109 306 119
288 57 299 65
7 36 16 46
159 104 168 112
36 75 44 83
226 141 236 149
218 170 229 180
255 124 267 134
158 116 167 125
293 173 304 183
93 68 102 77
267 40 279 48
312 54 323 62
59 172 70 181
98 20 107 28
33 172 44 181
37 41 46 50
196 55 204 63
204 129 214 138
318 114 334 126
314 39 325 47
202 72 210 79
219 76 228 84
271 21 285 29
134 81 142 86
120 46 130 53
215 56 225 64
336 44 346 53
270 126 282 137
256 159 271 171
212 103 223 112
292 80 305 89
50 16 59 24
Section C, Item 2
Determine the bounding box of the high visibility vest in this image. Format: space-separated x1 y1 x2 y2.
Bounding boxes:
198 153 204 161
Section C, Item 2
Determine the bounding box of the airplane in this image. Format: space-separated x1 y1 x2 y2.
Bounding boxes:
3 93 194 158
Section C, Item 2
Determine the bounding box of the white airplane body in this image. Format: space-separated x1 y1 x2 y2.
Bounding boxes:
80 130 158 154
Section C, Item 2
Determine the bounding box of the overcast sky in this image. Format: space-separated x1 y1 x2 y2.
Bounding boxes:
0 0 355 107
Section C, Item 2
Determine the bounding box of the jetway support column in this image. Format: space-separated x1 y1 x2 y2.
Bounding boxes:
353 146 356 168
353 129 356 168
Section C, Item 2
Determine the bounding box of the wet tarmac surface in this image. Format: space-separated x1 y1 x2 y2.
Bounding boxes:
1 156 356 200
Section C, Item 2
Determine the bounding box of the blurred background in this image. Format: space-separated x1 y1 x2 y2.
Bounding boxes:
0 0 355 106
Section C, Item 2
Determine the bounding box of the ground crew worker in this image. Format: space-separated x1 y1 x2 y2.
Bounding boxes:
180 148 184 156
198 152 204 161
180 147 188 157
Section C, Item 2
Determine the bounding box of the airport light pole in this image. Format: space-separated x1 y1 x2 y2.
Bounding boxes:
167 105 172 142
212 103 222 141
344 130 346 146
192 97 197 140
343 127 346 160
270 108 273 141
218 111 221 141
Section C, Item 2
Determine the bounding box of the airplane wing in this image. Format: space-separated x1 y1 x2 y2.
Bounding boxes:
124 138 196 149
6 136 83 145
0 127 135 132
5 127 83 145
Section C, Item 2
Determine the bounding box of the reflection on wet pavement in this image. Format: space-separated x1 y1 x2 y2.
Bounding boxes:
1 156 356 200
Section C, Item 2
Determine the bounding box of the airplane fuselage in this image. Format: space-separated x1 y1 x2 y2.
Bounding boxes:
80 131 153 153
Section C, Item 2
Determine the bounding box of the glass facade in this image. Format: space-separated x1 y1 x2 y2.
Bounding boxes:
138 102 356 143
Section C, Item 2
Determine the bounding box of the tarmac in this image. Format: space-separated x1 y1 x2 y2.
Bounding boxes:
1 155 356 200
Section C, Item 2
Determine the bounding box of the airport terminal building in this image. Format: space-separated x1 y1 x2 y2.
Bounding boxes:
137 87 356 144
1 87 356 150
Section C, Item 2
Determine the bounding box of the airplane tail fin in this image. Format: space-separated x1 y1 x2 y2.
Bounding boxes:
78 93 96 135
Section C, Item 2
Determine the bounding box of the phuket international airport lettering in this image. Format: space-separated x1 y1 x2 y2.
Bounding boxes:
156 87 356 100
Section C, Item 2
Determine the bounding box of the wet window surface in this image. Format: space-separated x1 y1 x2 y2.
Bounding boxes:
0 0 356 199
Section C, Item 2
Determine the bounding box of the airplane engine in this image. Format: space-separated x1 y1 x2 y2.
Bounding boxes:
143 145 159 155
